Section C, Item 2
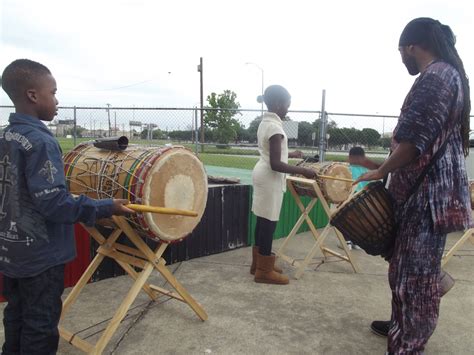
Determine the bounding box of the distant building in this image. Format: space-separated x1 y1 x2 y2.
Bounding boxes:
54 119 75 137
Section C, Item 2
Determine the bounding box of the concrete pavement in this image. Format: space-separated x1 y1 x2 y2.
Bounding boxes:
1 230 472 354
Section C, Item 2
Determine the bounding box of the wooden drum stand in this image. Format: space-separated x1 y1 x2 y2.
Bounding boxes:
442 210 474 267
59 216 207 354
276 176 360 279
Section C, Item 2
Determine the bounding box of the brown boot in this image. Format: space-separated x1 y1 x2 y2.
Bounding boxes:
254 253 289 285
250 246 282 275
271 253 283 274
440 269 455 297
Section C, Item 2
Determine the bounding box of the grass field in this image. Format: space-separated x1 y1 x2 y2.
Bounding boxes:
57 137 384 171
199 154 259 170
58 137 90 152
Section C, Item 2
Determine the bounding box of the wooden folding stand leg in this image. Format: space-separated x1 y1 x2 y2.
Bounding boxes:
276 176 360 279
59 216 207 354
442 209 474 268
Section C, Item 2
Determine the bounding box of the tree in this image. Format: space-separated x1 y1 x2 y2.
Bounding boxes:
313 118 338 146
236 122 251 143
64 126 86 138
327 127 360 149
312 118 338 131
361 128 381 147
246 115 263 143
297 121 314 146
204 90 241 144
168 129 193 141
379 136 391 149
141 128 168 140
328 128 349 149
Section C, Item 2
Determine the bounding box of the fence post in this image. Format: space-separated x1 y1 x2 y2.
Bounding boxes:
73 106 77 146
194 108 199 155
318 90 327 162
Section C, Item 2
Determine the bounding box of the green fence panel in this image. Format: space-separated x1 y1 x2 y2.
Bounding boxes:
247 186 329 245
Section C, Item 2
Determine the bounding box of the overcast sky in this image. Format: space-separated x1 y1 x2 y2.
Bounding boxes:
1 0 473 122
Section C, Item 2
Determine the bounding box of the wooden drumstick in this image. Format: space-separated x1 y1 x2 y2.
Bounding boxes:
317 174 354 183
126 204 198 217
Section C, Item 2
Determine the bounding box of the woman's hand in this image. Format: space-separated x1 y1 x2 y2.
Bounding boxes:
353 169 384 185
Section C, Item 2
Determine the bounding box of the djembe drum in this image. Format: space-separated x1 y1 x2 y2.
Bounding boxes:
292 161 352 204
63 144 208 242
330 181 395 257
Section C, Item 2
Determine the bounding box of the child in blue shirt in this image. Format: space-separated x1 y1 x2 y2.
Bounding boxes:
0 59 134 354
349 146 370 192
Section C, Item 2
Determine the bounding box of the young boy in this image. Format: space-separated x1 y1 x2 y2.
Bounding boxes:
341 146 373 250
0 59 134 354
348 146 371 192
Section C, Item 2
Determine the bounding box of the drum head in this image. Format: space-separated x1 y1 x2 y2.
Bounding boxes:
292 161 351 203
321 163 352 203
142 148 208 242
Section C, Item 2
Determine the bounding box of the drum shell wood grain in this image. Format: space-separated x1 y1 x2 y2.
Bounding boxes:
292 162 352 203
63 144 208 242
330 181 395 256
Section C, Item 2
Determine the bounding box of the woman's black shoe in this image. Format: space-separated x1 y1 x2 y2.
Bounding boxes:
370 320 390 337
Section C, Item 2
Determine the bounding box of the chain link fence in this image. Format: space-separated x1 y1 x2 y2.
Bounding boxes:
3 105 459 179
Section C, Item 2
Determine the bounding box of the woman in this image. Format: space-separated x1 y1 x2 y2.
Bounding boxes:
355 18 471 352
251 85 316 285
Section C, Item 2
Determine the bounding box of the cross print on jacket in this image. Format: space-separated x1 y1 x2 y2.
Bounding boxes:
0 155 12 220
39 160 58 184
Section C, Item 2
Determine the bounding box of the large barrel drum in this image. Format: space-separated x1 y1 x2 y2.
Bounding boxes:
63 144 208 242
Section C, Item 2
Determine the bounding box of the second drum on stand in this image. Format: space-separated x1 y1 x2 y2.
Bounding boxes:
292 161 352 204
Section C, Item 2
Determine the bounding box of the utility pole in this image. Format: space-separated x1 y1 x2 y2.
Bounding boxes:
106 103 111 137
198 57 204 153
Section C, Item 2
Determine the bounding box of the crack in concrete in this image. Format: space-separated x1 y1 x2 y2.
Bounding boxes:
109 262 183 354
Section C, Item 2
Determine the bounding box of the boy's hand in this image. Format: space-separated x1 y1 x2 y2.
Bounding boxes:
111 199 135 215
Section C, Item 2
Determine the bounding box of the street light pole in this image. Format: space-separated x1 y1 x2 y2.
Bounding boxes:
197 57 204 153
245 62 264 118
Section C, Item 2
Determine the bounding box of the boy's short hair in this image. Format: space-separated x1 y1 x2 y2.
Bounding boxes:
1 59 51 102
349 146 365 156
